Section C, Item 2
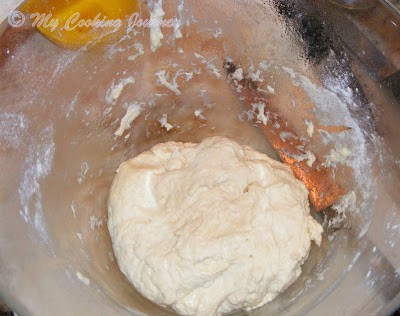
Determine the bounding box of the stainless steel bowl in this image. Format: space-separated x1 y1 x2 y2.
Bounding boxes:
0 0 400 315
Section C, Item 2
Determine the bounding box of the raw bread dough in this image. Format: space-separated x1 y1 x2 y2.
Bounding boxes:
108 136 323 316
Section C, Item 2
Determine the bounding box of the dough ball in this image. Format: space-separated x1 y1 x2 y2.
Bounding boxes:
108 136 323 316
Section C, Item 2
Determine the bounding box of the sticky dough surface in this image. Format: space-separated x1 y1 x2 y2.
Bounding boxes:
108 136 323 316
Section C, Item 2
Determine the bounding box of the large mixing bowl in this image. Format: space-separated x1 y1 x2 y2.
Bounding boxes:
1 0 400 315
